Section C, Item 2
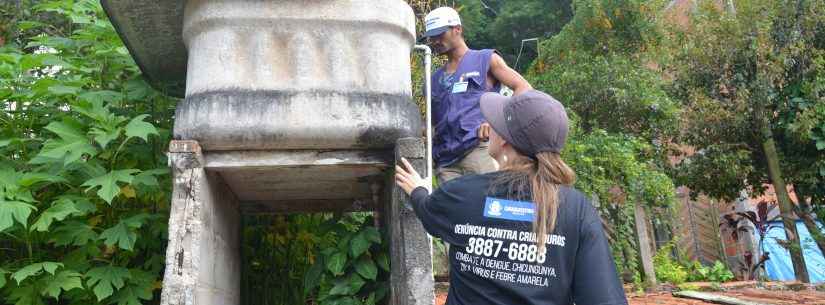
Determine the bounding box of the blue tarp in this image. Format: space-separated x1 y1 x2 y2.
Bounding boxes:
759 220 825 283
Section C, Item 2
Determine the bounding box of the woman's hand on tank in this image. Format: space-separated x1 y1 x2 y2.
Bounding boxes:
394 157 431 195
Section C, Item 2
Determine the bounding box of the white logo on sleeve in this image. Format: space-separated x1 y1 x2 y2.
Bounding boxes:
488 201 502 216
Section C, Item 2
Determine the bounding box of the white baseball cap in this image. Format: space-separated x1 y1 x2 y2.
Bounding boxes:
423 7 461 37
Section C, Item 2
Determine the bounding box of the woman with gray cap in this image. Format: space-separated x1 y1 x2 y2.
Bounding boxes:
395 90 627 305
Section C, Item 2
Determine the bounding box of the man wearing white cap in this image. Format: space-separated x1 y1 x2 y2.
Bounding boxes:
423 6 533 184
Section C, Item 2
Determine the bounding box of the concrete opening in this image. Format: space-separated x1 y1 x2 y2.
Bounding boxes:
239 213 388 305
160 139 435 305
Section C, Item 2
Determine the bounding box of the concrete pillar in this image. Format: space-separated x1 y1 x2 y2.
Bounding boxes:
634 203 658 290
161 141 241 305
385 137 435 305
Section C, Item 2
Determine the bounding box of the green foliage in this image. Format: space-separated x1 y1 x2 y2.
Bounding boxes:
532 53 680 140
676 283 700 291
685 260 735 283
0 1 176 305
86 266 130 301
564 126 676 209
529 0 679 141
304 214 389 305
520 0 679 284
667 0 825 203
653 243 687 285
455 0 573 69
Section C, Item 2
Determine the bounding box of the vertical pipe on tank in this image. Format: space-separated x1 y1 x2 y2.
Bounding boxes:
413 45 432 183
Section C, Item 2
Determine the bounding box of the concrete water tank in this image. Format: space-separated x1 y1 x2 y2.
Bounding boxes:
102 1 435 304
103 0 421 151
175 0 421 150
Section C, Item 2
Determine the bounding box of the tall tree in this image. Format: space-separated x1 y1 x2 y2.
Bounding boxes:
529 0 680 149
527 0 680 287
667 0 825 282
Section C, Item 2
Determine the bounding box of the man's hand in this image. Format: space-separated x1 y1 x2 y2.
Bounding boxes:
478 122 491 141
395 157 431 196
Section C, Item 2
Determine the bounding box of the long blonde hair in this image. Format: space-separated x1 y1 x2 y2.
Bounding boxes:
492 152 575 255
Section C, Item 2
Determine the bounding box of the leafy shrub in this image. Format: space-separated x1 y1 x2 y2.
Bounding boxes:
304 213 390 305
686 260 735 283
653 243 688 284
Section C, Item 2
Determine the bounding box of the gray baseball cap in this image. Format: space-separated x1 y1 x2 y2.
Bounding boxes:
480 90 569 157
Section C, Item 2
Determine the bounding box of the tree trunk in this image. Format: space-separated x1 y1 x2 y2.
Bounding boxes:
759 123 810 283
634 203 657 290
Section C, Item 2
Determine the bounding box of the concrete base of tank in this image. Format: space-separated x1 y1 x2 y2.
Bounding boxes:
159 139 435 305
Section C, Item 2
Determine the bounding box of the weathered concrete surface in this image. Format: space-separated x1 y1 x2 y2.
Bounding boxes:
174 90 422 150
181 0 415 96
171 0 419 151
384 138 435 305
100 0 186 96
239 199 375 214
101 0 416 98
203 150 390 210
104 0 421 149
161 141 241 305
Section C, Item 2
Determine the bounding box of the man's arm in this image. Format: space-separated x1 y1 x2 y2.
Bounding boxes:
479 53 534 140
489 53 532 95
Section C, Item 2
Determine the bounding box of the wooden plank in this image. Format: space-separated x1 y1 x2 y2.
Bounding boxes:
634 204 657 289
673 291 772 305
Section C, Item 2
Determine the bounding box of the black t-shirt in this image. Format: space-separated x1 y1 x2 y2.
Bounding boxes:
410 172 627 305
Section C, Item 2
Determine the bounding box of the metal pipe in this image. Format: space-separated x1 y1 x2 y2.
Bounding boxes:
413 44 433 184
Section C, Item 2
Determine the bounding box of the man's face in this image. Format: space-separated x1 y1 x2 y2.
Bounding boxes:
427 26 460 55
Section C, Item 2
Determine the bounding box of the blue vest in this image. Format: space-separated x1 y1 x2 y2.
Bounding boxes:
430 49 501 167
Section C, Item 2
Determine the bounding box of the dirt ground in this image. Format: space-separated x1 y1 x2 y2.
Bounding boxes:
434 281 825 305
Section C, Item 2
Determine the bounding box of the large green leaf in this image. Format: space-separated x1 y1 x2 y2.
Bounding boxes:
132 169 167 187
48 85 81 96
90 127 122 149
349 231 371 258
34 119 97 165
31 199 81 232
42 270 83 299
124 114 158 142
99 214 149 250
347 274 366 294
362 227 381 244
124 79 151 101
78 90 123 105
0 200 37 231
354 256 377 280
8 283 45 305
81 169 139 204
376 253 390 272
326 252 347 276
86 266 130 301
365 293 376 305
57 196 96 215
51 221 98 246
0 268 7 289
110 283 152 305
11 262 63 284
304 260 324 294
17 173 66 187
110 269 153 305
328 274 365 296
